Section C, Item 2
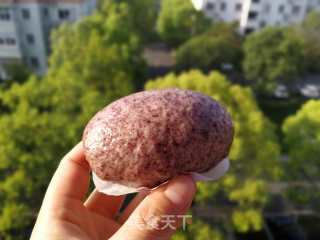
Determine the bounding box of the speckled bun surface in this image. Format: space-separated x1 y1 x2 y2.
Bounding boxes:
83 89 234 188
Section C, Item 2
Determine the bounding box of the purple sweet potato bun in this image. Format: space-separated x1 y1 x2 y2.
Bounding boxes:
83 89 234 188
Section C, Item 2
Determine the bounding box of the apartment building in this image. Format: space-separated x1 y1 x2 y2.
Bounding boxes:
0 0 96 77
192 0 320 33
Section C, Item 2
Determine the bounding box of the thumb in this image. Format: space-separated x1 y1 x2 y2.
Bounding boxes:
111 175 196 240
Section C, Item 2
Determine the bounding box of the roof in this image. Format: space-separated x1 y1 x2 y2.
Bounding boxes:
143 43 175 68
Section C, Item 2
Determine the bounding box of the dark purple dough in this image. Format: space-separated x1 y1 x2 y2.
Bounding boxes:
83 88 234 188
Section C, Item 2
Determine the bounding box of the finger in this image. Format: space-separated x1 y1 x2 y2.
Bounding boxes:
110 175 196 240
44 142 90 205
118 190 149 224
84 189 125 218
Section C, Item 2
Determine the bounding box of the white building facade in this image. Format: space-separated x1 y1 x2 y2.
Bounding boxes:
193 0 320 33
0 0 96 76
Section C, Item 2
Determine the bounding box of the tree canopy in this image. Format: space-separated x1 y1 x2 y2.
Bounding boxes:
282 100 320 210
49 0 146 90
243 27 305 93
175 23 243 73
282 100 320 182
0 63 31 89
156 0 211 46
100 0 158 43
0 77 74 239
145 70 281 235
298 11 320 73
172 220 224 240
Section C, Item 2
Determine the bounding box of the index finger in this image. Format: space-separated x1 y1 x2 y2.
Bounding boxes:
43 142 91 204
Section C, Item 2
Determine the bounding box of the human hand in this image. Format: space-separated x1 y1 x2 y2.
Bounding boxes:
30 142 196 240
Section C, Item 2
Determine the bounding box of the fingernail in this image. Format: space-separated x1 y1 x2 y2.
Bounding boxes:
164 175 195 207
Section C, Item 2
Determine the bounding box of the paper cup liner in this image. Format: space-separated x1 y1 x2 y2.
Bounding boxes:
92 157 230 196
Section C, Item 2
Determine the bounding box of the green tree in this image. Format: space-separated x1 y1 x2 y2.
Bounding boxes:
175 23 243 72
100 0 158 43
156 0 211 46
282 99 320 179
146 70 281 236
299 11 320 73
172 220 224 240
0 203 31 240
50 1 146 90
243 27 305 93
282 100 320 210
0 63 31 89
0 78 73 239
0 2 144 238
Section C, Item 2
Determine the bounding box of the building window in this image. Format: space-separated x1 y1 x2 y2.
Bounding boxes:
220 2 227 11
43 7 49 17
278 5 285 13
6 38 16 45
0 38 4 44
30 57 39 69
306 6 313 13
26 34 35 44
252 0 260 3
264 4 271 13
206 2 215 11
248 11 259 20
0 8 10 21
22 9 30 19
235 3 242 11
58 9 70 20
292 5 301 14
260 21 266 28
245 28 254 34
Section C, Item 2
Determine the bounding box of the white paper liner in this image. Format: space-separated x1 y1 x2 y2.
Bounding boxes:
93 158 229 196
191 0 207 10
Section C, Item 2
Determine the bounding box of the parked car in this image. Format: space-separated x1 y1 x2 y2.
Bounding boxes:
274 85 289 99
300 84 320 98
